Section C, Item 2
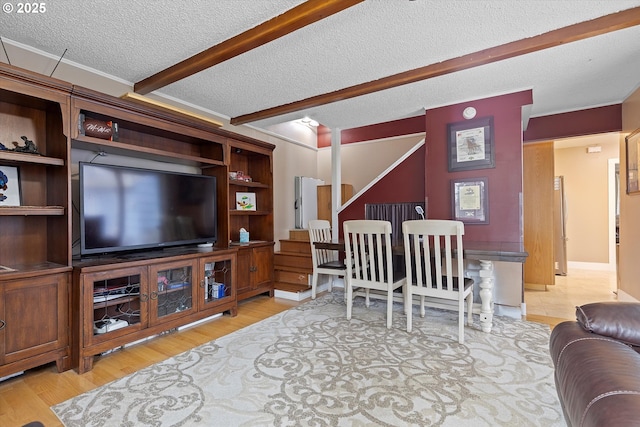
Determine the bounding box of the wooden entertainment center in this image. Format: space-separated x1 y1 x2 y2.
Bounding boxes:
0 63 275 376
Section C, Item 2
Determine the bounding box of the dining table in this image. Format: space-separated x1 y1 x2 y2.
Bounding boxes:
313 239 528 333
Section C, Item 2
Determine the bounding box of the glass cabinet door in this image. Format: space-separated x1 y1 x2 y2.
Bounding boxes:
200 254 235 311
149 260 197 324
85 266 147 345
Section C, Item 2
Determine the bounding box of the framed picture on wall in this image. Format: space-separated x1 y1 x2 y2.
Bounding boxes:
447 116 495 172
626 127 640 194
0 165 21 206
451 177 488 224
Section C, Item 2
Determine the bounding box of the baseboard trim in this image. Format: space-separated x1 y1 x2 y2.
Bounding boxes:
567 261 615 272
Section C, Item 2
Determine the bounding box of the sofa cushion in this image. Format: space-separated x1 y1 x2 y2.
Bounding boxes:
576 301 640 346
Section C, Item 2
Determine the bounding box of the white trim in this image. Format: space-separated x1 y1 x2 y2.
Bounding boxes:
567 261 615 272
2 37 133 85
608 158 619 271
317 132 425 149
340 138 425 213
616 289 639 302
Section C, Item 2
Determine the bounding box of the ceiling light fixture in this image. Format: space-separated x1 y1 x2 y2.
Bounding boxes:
300 116 319 127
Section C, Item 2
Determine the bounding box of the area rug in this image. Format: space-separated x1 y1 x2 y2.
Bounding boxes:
52 292 565 426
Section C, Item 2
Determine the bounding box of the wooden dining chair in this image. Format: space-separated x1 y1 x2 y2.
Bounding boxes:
402 219 474 344
343 220 406 328
308 220 347 299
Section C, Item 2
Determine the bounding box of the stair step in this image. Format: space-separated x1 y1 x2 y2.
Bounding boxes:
274 252 312 269
279 239 311 255
288 229 310 241
275 269 310 286
274 282 309 293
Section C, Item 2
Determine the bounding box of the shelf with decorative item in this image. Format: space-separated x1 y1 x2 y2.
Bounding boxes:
0 205 65 216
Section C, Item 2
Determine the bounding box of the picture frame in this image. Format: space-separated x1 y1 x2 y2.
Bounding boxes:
0 165 21 206
447 116 495 172
626 127 640 195
451 177 488 224
236 192 256 211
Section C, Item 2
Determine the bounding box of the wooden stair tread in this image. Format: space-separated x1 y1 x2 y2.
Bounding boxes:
273 264 313 274
274 282 309 292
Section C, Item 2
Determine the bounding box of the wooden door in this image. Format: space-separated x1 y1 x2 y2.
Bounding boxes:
1 273 68 366
523 141 556 287
317 184 354 223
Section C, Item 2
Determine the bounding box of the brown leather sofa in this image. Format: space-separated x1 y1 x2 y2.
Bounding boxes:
549 302 640 427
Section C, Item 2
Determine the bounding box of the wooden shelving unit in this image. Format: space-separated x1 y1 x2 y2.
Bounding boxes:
0 62 276 376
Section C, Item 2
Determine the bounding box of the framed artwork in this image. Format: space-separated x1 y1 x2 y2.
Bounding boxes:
447 116 495 172
236 192 256 211
451 177 488 224
626 127 640 194
0 165 21 206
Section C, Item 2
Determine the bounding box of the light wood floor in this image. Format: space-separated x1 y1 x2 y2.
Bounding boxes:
0 268 618 426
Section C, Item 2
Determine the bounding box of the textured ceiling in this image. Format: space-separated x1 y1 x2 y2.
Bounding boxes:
1 0 639 133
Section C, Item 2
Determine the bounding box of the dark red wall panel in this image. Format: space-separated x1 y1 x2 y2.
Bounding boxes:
523 104 621 142
338 146 426 234
425 90 533 243
317 115 425 148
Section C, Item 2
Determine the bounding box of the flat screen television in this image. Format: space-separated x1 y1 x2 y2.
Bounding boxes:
79 162 217 256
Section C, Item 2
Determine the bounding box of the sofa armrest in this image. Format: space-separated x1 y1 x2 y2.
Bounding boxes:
576 302 640 346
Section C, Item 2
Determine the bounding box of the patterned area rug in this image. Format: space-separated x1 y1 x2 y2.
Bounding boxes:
53 292 565 426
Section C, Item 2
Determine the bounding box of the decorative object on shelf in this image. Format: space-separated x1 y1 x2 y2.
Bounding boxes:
239 227 249 243
0 141 8 150
626 127 640 194
447 116 495 172
0 165 21 206
229 170 252 182
12 136 40 154
79 113 119 141
451 177 489 224
236 192 256 211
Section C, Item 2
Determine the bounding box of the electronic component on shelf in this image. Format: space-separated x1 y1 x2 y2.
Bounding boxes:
93 318 129 334
93 292 139 303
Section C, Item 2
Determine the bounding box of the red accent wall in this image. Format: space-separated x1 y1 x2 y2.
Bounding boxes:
426 91 533 243
317 115 425 148
523 104 622 142
338 146 426 234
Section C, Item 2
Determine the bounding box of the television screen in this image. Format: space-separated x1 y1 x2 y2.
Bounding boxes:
79 162 217 255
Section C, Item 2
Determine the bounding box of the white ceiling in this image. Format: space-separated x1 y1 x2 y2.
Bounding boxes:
1 0 639 134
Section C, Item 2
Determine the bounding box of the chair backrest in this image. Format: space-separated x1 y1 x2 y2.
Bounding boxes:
308 219 338 265
402 219 465 295
343 220 394 288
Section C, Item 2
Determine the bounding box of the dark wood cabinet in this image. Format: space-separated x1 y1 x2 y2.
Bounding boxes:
236 242 274 300
73 249 237 373
0 271 70 377
0 62 275 377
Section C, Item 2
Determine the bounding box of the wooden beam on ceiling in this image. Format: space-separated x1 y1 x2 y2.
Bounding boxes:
230 6 640 126
134 0 364 95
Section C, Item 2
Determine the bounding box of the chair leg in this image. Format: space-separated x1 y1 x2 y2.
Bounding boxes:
458 298 465 344
406 289 413 333
346 284 353 320
328 274 333 292
311 271 319 300
467 290 474 326
420 296 426 318
365 289 370 308
386 290 393 329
